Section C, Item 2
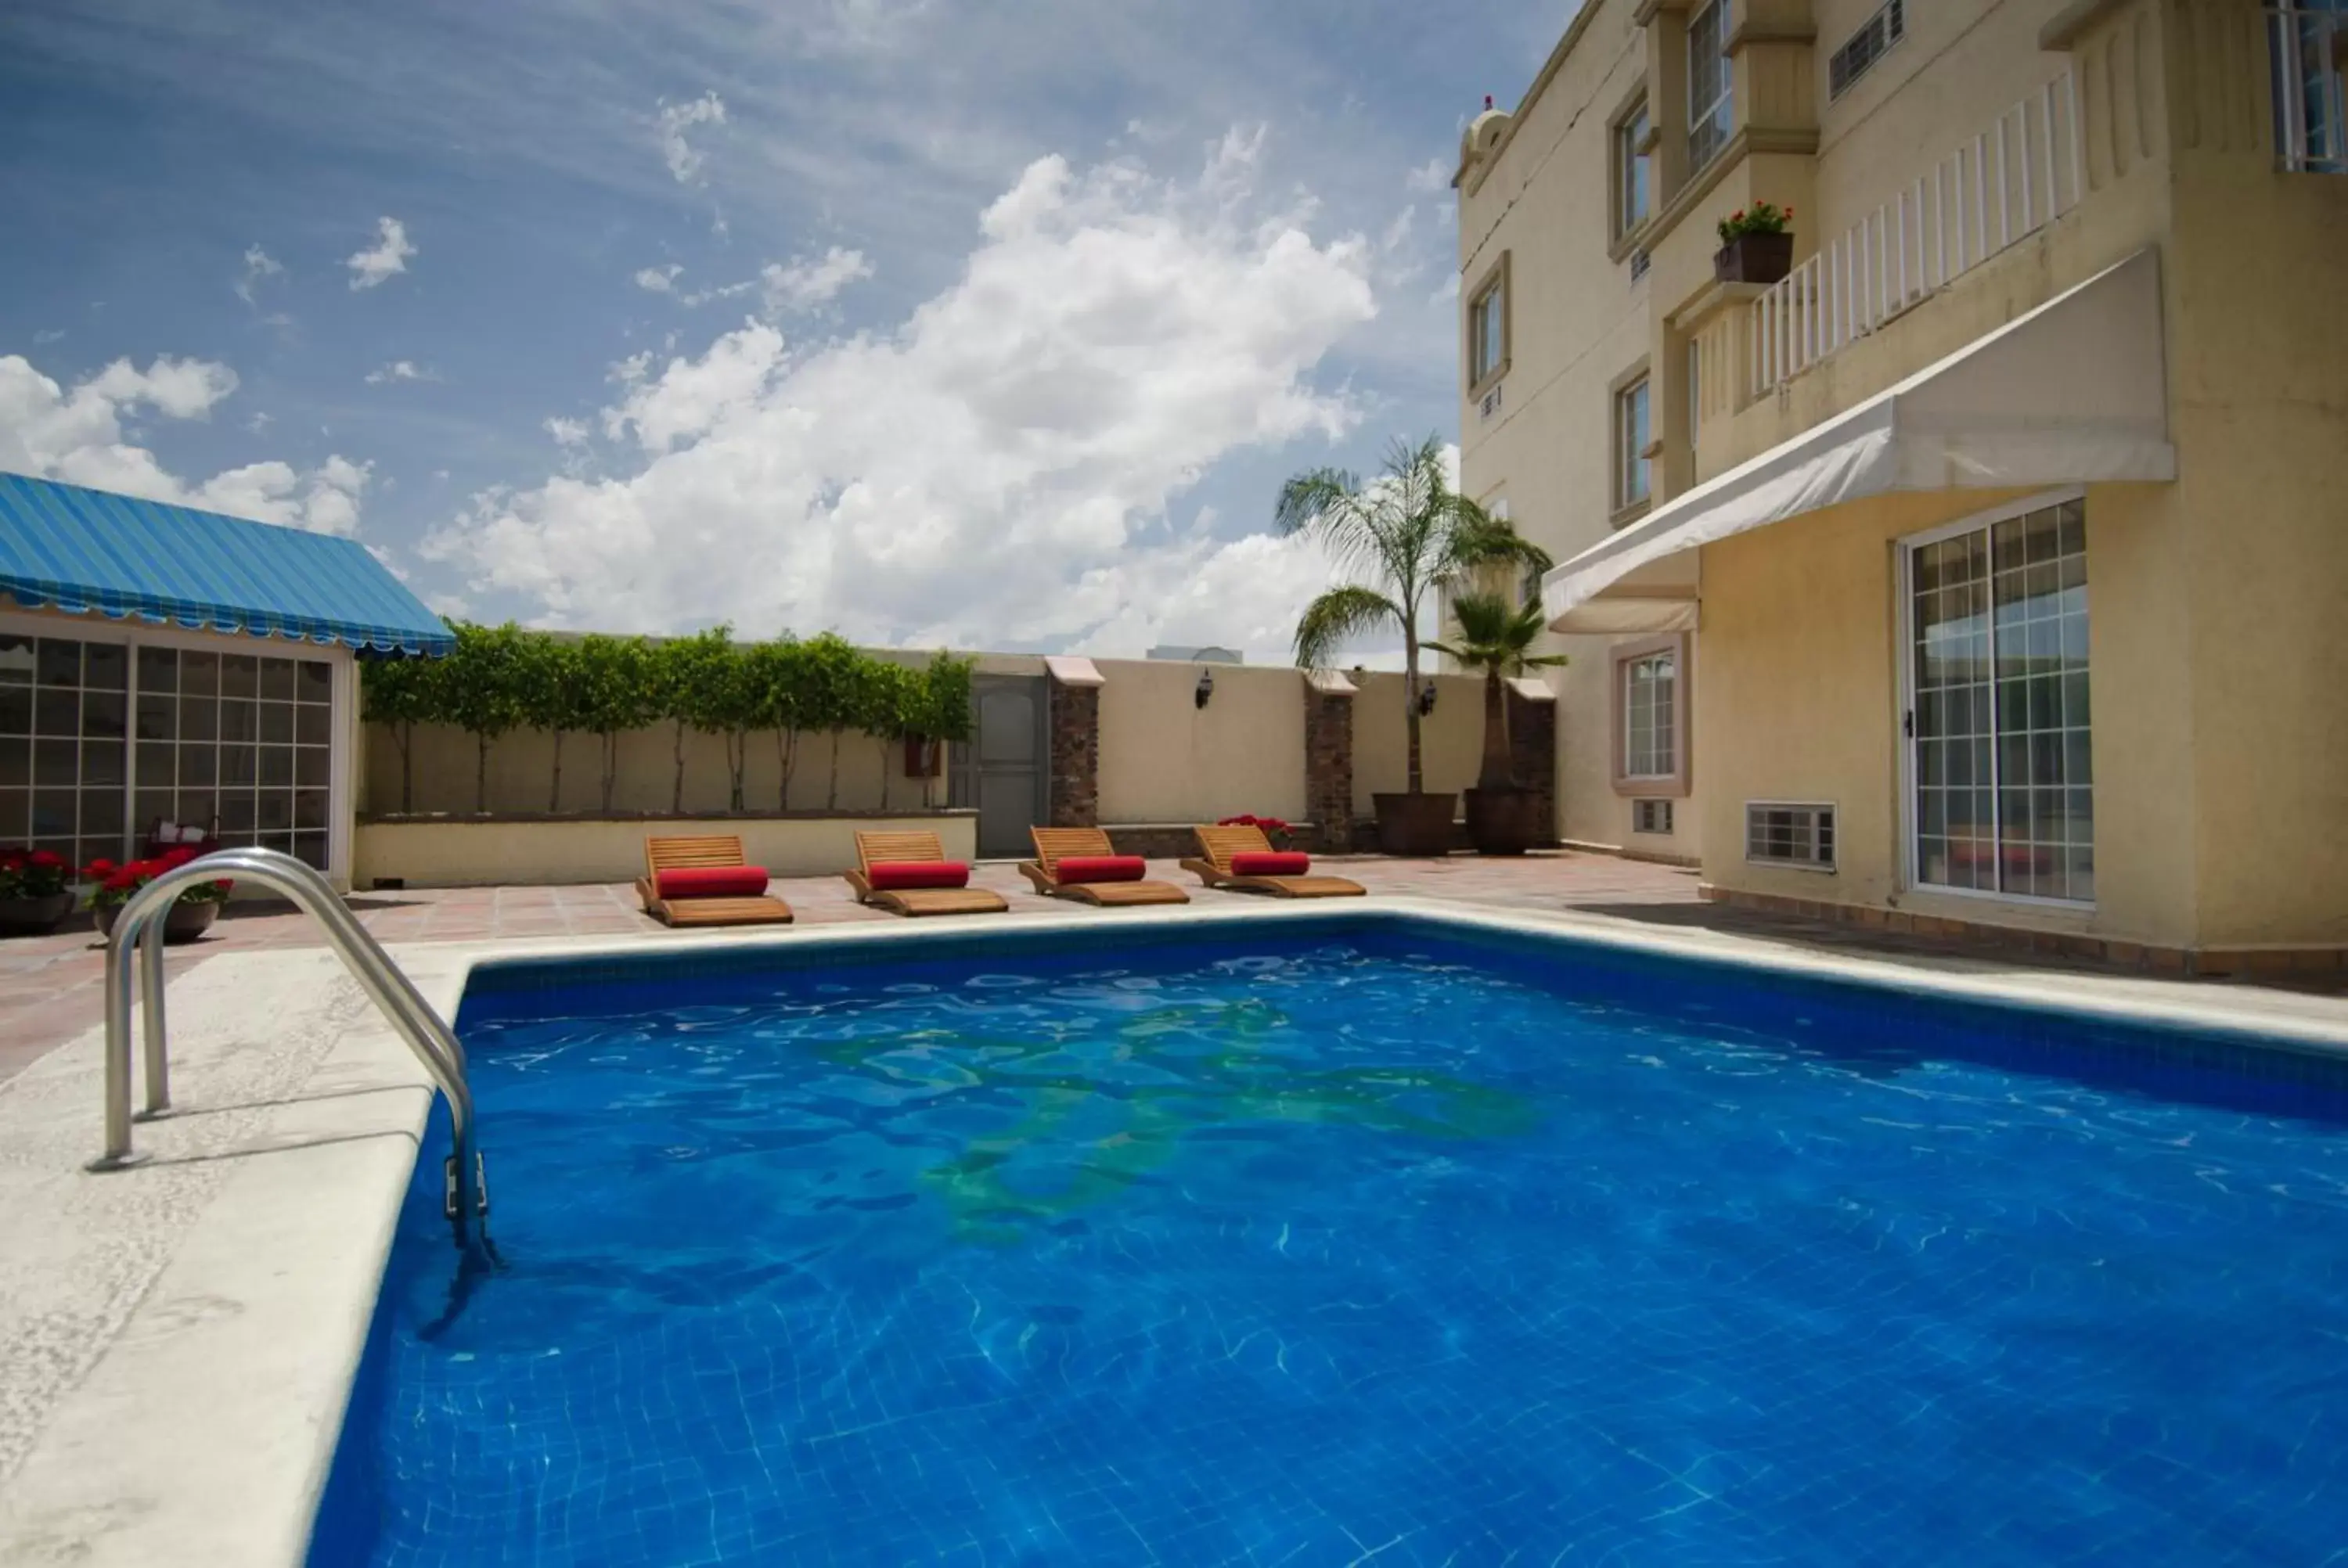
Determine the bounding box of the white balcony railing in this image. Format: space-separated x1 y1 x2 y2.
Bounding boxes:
2271 4 2348 174
1749 68 2083 400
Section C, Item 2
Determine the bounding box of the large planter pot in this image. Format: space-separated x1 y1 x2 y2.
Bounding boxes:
1714 230 1794 285
92 900 221 945
1463 787 1548 857
0 892 75 937
1371 791 1459 857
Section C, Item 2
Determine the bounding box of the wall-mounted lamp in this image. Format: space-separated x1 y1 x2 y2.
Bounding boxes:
1417 683 1439 717
1195 668 1215 709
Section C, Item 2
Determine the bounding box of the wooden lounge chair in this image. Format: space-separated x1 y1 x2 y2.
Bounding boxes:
1183 825 1366 899
636 835 794 928
1019 827 1190 907
844 830 1009 918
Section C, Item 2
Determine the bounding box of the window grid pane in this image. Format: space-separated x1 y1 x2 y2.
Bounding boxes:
1688 2 1734 171
1624 651 1676 779
1617 379 1651 508
1910 501 2091 901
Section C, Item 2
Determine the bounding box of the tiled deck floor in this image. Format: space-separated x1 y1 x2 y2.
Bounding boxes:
2 850 2335 1086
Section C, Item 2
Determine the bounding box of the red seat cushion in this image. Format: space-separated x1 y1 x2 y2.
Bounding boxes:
1054 854 1147 885
866 859 970 891
1230 851 1311 876
656 865 770 900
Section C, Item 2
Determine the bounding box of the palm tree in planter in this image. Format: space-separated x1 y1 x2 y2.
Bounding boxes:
1428 590 1568 855
1280 435 1550 854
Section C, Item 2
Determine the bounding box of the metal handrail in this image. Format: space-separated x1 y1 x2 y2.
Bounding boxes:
86 847 489 1249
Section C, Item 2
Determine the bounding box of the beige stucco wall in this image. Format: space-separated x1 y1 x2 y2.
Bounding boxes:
1695 481 2203 948
1093 658 1305 825
354 812 977 888
1349 672 1487 815
366 721 935 819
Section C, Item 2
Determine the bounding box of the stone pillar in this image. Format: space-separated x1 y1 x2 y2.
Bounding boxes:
1507 682 1559 846
1043 656 1104 828
1302 671 1357 855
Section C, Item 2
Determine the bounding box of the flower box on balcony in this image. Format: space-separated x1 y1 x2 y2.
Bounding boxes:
1714 231 1794 285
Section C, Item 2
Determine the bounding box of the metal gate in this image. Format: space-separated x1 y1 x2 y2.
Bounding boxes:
949 674 1047 859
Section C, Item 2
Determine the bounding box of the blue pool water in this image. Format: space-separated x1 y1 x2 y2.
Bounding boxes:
314 916 2348 1565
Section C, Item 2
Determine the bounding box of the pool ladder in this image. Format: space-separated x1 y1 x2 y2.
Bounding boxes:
85 846 491 1250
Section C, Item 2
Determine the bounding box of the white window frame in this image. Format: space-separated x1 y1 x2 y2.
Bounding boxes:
1622 649 1677 782
1745 800 1838 872
0 606 357 887
1686 338 1703 447
1615 376 1652 509
1615 98 1651 236
1467 254 1511 395
1893 487 2094 910
2269 2 2348 173
1687 1 1734 172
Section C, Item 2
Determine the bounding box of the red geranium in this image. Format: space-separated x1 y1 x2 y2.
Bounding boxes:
85 849 235 911
0 844 72 901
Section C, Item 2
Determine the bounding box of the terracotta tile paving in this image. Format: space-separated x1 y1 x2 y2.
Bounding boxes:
1 849 2334 1088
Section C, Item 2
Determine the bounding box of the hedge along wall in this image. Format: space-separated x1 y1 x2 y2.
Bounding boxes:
360 624 974 819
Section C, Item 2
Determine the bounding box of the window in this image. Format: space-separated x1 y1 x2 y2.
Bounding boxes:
1622 649 1676 780
2268 2 2347 172
0 631 335 874
1748 804 1836 870
1615 376 1651 509
1829 0 1906 101
1615 100 1651 236
1633 798 1674 835
1905 496 2094 902
1468 256 1510 392
1688 2 1734 171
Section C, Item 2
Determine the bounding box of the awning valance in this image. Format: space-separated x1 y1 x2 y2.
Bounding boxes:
1543 247 2175 634
0 472 452 655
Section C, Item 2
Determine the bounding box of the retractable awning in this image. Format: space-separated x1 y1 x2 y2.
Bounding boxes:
0 472 453 655
1543 247 2175 634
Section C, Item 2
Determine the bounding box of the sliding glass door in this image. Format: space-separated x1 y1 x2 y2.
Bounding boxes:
1903 494 2094 903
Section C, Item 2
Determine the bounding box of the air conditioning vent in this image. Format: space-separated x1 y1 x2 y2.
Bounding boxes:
1828 0 1905 101
1479 382 1504 419
1633 798 1673 835
1629 247 1651 282
1746 802 1835 870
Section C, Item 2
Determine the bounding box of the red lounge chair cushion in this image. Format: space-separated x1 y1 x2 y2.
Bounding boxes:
656 865 771 900
866 859 971 891
1230 851 1311 876
1054 854 1147 885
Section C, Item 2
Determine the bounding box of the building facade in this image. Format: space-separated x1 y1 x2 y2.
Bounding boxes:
1457 0 2346 966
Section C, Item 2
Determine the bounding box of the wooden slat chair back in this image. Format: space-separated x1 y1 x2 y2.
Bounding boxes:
646 834 751 876
1192 824 1272 872
855 830 949 870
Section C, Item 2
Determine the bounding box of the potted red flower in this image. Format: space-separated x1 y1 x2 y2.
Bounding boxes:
1216 814 1295 851
1715 201 1795 284
0 847 77 936
84 847 234 944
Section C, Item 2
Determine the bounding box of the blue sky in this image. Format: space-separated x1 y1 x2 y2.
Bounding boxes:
0 0 1565 659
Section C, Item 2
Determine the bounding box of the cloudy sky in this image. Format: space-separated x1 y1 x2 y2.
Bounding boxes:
0 0 1563 660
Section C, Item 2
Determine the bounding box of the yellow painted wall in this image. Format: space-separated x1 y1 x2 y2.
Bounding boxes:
1696 482 2203 948
354 812 977 888
1092 658 1305 825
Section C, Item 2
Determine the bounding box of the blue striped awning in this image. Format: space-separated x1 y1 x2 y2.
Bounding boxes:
0 471 453 656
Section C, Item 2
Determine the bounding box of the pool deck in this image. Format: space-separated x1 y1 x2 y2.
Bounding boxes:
5 855 2348 1566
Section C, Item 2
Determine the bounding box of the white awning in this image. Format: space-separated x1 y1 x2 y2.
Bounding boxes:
1543 247 2175 634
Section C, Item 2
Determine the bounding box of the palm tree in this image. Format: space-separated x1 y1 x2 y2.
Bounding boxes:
1277 435 1550 794
1428 590 1569 793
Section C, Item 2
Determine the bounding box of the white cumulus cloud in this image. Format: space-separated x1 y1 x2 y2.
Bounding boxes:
656 92 727 185
423 132 1377 656
234 244 284 305
364 359 437 384
633 264 683 294
758 247 873 313
346 217 416 290
0 352 373 535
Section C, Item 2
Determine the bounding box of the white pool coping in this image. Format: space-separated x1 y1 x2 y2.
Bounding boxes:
3 897 2345 1566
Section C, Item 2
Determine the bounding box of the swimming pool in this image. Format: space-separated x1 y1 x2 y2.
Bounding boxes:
311 913 2348 1564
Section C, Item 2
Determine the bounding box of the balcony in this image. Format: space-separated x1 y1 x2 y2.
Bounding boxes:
1743 69 2087 401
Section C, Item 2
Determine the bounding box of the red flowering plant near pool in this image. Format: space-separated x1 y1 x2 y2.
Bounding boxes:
81 846 235 910
0 847 74 901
